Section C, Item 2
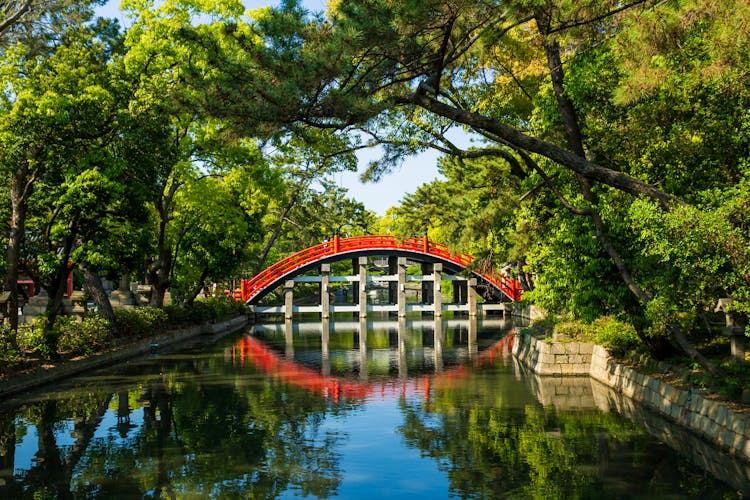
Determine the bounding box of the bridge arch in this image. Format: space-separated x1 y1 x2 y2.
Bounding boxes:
241 235 522 304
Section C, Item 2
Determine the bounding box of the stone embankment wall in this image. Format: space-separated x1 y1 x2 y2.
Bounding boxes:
512 332 750 463
512 332 592 375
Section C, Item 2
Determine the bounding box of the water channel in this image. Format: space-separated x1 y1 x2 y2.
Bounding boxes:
0 314 748 498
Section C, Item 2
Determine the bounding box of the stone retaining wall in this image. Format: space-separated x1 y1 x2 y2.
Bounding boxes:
512 332 592 375
512 332 750 463
0 315 249 399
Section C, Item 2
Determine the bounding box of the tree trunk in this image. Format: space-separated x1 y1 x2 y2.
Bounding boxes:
5 165 33 339
148 252 171 307
80 264 115 322
5 147 42 339
253 193 299 275
184 266 211 305
42 229 77 359
149 178 180 308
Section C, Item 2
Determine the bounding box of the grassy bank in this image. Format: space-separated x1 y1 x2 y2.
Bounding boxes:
0 297 248 380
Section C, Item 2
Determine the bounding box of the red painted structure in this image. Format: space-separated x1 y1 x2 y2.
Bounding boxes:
240 234 523 304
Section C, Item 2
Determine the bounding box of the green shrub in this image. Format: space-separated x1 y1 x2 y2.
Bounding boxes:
56 315 112 356
163 302 192 325
165 297 246 325
16 320 51 357
522 315 556 338
113 307 168 338
591 316 640 350
554 319 591 341
201 296 247 320
0 325 22 373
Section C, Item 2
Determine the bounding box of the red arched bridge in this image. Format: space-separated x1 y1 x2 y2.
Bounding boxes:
239 234 523 306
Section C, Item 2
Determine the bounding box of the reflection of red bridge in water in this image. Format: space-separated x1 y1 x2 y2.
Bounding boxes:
232 334 515 403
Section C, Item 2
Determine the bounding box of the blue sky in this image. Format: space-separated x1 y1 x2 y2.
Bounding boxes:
95 0 451 216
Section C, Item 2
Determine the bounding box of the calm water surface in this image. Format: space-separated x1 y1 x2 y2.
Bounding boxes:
0 315 747 499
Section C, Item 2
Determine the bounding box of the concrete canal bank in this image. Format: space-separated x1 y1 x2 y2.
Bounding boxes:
0 315 249 399
512 332 750 465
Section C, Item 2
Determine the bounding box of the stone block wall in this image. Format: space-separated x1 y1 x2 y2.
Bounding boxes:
512 331 750 463
512 332 592 375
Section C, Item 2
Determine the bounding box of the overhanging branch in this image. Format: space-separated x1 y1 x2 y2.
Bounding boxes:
400 89 677 210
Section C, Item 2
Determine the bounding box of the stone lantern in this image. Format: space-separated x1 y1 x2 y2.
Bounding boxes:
715 298 746 362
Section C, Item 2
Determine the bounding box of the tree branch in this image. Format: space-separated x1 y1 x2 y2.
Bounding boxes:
401 88 677 210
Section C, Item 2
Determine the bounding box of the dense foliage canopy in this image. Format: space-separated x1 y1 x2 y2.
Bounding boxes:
0 0 748 372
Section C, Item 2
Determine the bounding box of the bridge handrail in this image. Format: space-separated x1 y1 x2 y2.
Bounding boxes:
242 235 522 302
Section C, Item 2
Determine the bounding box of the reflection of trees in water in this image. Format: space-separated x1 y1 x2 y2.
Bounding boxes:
0 413 16 493
0 353 346 498
397 368 735 499
0 392 113 499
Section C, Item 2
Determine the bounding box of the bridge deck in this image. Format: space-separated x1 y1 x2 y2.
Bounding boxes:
241 235 523 307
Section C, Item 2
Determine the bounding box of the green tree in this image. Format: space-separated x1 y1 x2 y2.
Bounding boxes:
0 3 101 337
168 157 274 303
0 21 131 340
92 0 750 370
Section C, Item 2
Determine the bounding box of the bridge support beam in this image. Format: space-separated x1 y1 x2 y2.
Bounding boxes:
433 263 442 317
358 256 368 318
421 262 434 306
352 258 359 306
388 257 398 318
284 280 294 320
320 264 330 319
468 278 477 317
397 257 406 317
453 280 467 305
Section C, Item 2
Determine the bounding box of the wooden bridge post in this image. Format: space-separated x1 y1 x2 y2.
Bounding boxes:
453 279 467 305
351 258 359 310
388 257 398 306
284 280 294 319
320 263 330 319
358 257 368 317
433 263 442 317
397 257 406 317
468 278 477 317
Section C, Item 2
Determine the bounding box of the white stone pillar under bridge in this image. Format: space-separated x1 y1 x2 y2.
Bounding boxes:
249 257 511 319
242 235 523 319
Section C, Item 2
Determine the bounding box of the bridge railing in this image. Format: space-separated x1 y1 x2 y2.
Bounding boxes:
240 235 523 303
